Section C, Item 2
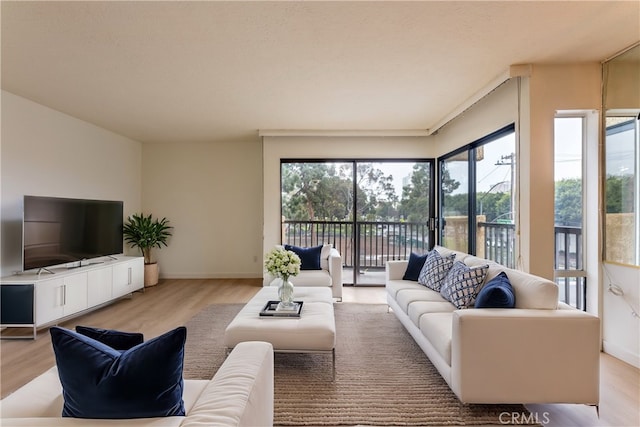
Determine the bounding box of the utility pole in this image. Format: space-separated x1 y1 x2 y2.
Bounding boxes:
495 153 515 222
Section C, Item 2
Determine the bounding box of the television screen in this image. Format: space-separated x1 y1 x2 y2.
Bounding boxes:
23 196 124 271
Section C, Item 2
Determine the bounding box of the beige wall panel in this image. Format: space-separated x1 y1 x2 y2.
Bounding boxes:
432 78 519 157
526 64 601 279
606 60 640 110
142 140 263 278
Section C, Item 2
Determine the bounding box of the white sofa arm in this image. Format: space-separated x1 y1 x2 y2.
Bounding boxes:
328 248 343 300
450 308 600 405
386 260 408 281
182 341 274 427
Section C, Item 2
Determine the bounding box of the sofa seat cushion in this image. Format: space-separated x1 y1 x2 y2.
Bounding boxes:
419 313 453 365
0 418 184 426
288 270 332 287
386 280 426 299
407 300 456 326
396 288 446 312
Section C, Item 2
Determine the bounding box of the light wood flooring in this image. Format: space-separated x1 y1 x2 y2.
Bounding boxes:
1 279 638 427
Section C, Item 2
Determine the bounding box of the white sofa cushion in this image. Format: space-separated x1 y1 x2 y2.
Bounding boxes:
289 270 332 287
396 288 447 312
181 341 274 427
407 300 456 326
420 313 453 365
386 279 424 299
501 269 559 309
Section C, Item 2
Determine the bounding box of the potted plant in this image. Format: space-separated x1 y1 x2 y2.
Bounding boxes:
123 213 173 287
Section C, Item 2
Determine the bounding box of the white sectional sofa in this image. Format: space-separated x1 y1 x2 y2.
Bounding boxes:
0 341 274 427
386 246 600 406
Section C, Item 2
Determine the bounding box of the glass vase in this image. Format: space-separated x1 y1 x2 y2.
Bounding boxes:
277 276 295 309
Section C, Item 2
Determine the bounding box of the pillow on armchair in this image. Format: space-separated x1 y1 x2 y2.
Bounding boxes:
284 244 324 270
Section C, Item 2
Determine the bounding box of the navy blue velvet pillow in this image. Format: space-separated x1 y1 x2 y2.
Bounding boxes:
474 271 516 308
50 326 186 419
402 252 429 281
75 326 144 351
285 244 322 270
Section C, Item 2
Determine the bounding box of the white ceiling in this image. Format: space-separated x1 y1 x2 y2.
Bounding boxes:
2 1 639 144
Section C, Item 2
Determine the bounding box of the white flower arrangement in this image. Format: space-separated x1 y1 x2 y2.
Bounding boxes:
264 247 301 279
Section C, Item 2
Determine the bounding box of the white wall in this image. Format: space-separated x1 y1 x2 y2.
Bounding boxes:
141 141 263 278
602 262 640 367
602 46 640 368
0 91 142 277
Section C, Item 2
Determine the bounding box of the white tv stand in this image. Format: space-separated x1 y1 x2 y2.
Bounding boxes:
0 256 144 339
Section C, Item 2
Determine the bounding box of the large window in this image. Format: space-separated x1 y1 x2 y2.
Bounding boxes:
605 116 639 266
438 124 516 267
554 116 586 310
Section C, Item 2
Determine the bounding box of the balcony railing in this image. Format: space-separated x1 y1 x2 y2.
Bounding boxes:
283 220 430 270
554 226 586 311
283 219 585 310
477 221 515 268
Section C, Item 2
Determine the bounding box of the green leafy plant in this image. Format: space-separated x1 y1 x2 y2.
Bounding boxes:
123 213 173 264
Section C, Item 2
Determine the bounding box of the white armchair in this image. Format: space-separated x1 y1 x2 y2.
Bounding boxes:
268 244 343 301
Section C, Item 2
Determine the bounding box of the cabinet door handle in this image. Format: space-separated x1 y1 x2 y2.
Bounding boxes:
62 285 66 306
128 267 132 285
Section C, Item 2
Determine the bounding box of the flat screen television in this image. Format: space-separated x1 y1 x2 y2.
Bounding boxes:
23 195 124 271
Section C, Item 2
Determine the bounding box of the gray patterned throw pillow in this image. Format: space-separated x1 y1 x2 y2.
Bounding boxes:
417 250 456 291
440 261 489 309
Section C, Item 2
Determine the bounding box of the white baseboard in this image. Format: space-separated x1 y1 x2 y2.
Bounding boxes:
603 340 640 368
160 273 262 279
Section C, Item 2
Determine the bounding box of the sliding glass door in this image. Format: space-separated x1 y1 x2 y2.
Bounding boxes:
281 159 435 285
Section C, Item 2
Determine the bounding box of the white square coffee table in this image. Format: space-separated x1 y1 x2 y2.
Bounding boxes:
223 286 336 364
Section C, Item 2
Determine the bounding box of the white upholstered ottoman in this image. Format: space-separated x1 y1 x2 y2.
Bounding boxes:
224 287 335 358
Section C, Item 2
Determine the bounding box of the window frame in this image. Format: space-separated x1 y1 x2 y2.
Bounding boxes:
437 123 516 264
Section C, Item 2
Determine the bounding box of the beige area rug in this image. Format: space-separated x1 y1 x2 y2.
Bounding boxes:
184 303 535 426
